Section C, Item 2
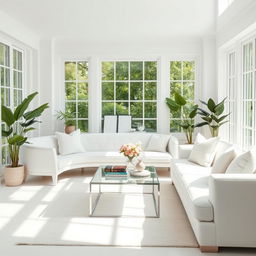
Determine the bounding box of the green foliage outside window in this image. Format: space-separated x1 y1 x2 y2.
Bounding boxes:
102 61 157 132
64 61 88 132
170 61 195 133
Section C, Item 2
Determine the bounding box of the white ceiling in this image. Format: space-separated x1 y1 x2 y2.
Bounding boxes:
0 0 216 42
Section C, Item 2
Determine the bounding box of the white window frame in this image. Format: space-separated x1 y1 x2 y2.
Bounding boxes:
168 58 199 135
0 40 25 166
100 59 158 132
64 60 89 132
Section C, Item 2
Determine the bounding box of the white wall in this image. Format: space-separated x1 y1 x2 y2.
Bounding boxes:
217 0 256 48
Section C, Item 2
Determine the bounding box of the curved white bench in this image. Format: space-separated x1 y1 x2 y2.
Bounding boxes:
23 133 179 185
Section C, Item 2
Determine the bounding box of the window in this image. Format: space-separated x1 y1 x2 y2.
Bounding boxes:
241 41 255 149
169 61 195 132
64 61 89 132
0 42 23 165
101 61 157 132
227 52 236 142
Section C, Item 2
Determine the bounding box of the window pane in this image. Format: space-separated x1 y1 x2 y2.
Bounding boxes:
130 102 143 118
183 82 194 100
145 120 157 132
102 82 114 100
116 82 128 100
116 102 128 115
102 62 114 80
145 82 157 100
65 62 76 80
144 61 157 80
132 119 143 130
78 82 88 100
13 49 22 71
65 82 76 100
170 61 181 80
170 82 182 96
78 120 88 132
77 61 88 80
116 62 128 80
183 61 195 80
102 102 114 115
78 102 88 118
144 102 157 118
130 62 143 80
0 43 9 66
65 102 76 117
130 82 143 100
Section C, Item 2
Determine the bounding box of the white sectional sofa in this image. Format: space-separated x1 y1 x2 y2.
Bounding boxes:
23 132 179 184
171 141 256 252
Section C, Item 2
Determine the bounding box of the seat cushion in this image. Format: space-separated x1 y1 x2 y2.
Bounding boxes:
171 159 213 222
58 151 172 170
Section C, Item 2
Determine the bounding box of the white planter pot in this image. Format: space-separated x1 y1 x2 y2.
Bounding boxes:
4 165 25 186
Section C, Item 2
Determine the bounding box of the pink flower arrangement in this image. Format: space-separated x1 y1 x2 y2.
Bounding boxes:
120 143 142 160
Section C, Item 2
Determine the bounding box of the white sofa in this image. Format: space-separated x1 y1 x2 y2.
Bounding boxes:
23 133 179 184
171 141 256 252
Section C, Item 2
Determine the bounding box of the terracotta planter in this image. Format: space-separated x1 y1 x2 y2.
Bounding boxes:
4 165 25 186
65 125 75 134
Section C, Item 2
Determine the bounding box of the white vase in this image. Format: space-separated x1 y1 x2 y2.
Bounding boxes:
135 160 145 172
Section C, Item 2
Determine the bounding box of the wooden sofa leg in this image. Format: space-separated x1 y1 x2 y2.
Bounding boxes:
200 246 219 253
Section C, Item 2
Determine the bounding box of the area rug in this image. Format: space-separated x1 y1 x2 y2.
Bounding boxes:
0 172 198 247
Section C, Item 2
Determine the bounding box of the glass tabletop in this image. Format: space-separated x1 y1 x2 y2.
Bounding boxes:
90 166 159 185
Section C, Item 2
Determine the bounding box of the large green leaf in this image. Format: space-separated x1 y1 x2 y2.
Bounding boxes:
23 103 49 120
218 113 230 122
23 127 36 133
189 108 197 119
2 128 13 137
174 92 186 106
207 98 216 112
8 135 25 145
13 92 38 121
214 102 225 116
20 118 40 127
166 98 180 112
1 106 15 127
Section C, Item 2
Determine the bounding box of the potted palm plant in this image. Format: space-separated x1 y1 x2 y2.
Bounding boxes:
56 110 76 134
1 92 49 186
198 98 230 137
166 92 205 144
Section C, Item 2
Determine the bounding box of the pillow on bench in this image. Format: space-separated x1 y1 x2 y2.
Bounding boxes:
56 129 85 155
146 134 170 152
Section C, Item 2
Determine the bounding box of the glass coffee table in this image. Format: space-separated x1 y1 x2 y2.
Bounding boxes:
89 166 160 218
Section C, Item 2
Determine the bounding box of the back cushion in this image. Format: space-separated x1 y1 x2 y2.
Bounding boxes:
28 136 59 152
213 141 234 165
81 133 152 151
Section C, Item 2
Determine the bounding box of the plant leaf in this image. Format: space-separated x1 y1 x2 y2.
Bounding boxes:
219 121 229 127
20 119 41 127
218 113 230 122
199 100 208 106
23 127 36 133
174 92 186 106
207 98 216 112
194 122 208 128
2 128 13 137
1 106 15 126
8 135 25 145
189 108 197 118
166 98 180 112
23 103 49 120
214 102 225 116
13 92 38 120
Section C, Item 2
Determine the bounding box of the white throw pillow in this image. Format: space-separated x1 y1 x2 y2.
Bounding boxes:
211 149 237 173
226 148 256 174
146 134 170 152
56 129 85 155
188 134 220 167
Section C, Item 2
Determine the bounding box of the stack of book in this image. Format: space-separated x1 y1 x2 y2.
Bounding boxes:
103 165 127 177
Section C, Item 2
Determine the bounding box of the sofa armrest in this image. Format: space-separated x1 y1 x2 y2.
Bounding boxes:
168 135 179 158
209 174 256 246
23 145 59 175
